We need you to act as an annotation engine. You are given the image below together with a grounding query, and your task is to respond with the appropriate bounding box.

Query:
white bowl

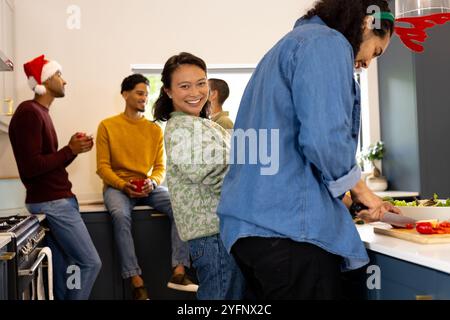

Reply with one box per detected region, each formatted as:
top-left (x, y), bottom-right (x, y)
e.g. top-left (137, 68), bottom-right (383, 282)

top-left (396, 206), bottom-right (450, 221)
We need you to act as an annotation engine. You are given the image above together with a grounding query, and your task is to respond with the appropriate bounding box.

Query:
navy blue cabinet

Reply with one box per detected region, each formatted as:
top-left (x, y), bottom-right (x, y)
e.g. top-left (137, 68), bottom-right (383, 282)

top-left (82, 210), bottom-right (195, 300)
top-left (81, 212), bottom-right (123, 300)
top-left (367, 251), bottom-right (450, 300)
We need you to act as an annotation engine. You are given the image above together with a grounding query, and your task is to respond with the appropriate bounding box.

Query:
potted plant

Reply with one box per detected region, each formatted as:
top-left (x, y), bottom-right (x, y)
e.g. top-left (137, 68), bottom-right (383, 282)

top-left (360, 141), bottom-right (388, 191)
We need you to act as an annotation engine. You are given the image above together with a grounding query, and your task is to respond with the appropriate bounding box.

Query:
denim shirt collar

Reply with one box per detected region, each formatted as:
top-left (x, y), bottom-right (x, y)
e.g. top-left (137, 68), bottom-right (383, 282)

top-left (294, 15), bottom-right (354, 62)
top-left (294, 15), bottom-right (326, 29)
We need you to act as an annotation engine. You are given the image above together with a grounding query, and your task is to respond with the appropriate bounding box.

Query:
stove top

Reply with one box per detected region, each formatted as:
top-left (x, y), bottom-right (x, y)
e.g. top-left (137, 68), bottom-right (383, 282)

top-left (0, 215), bottom-right (32, 232)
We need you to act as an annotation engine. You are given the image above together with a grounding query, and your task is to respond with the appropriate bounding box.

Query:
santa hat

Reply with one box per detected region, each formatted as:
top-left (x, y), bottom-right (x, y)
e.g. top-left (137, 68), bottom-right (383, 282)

top-left (23, 55), bottom-right (62, 95)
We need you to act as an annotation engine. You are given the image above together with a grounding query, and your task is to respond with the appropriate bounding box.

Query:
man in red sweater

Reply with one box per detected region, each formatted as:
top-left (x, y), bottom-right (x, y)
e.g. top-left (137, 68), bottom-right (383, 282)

top-left (9, 55), bottom-right (101, 300)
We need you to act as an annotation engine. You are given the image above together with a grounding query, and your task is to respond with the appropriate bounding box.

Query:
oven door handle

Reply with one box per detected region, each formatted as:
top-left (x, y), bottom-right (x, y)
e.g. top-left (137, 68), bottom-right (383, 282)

top-left (18, 249), bottom-right (46, 277)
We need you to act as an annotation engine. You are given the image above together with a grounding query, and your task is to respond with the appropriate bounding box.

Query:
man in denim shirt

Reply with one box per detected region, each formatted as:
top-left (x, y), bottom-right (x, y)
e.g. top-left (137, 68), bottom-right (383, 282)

top-left (218, 0), bottom-right (399, 299)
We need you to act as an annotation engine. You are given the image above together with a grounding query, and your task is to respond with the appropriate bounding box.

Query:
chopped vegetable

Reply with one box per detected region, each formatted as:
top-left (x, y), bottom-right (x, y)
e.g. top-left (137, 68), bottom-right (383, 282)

top-left (415, 220), bottom-right (450, 235)
top-left (417, 219), bottom-right (439, 228)
top-left (416, 223), bottom-right (435, 234)
top-left (389, 194), bottom-right (450, 207)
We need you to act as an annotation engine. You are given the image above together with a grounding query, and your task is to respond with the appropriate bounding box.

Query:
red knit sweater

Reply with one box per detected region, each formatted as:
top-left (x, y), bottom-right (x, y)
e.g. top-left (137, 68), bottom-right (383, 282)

top-left (9, 100), bottom-right (76, 204)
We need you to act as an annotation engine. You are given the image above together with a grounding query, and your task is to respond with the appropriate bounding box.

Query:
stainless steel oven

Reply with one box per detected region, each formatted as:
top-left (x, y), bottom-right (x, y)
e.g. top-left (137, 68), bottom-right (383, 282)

top-left (0, 215), bottom-right (48, 300)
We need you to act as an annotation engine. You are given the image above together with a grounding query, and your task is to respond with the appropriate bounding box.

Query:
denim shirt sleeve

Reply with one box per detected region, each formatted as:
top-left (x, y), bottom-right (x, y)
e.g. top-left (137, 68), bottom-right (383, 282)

top-left (291, 35), bottom-right (361, 198)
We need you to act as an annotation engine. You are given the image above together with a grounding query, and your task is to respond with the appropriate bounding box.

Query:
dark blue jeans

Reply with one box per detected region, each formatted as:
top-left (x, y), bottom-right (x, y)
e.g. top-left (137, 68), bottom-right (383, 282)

top-left (103, 186), bottom-right (190, 279)
top-left (26, 197), bottom-right (102, 300)
top-left (189, 234), bottom-right (245, 300)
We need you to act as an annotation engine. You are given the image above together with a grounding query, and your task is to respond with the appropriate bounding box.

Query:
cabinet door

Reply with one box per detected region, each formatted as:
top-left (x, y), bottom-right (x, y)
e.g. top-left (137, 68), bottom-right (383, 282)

top-left (81, 212), bottom-right (124, 300)
top-left (368, 251), bottom-right (447, 300)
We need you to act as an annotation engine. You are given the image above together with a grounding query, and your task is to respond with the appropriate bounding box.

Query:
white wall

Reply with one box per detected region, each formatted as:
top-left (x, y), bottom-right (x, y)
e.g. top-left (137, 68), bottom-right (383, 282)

top-left (12, 0), bottom-right (314, 202)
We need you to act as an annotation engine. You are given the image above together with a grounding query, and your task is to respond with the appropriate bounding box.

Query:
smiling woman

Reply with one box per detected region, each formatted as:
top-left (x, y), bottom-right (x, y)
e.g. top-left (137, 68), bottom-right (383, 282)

top-left (164, 64), bottom-right (209, 117)
top-left (152, 52), bottom-right (246, 300)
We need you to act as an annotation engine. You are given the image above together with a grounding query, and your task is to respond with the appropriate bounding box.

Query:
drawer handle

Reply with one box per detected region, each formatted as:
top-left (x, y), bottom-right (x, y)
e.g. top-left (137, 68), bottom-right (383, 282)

top-left (416, 295), bottom-right (433, 300)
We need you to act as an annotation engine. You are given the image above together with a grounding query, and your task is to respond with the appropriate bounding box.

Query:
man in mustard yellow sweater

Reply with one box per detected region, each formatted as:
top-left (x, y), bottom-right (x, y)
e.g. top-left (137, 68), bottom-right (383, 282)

top-left (96, 74), bottom-right (197, 300)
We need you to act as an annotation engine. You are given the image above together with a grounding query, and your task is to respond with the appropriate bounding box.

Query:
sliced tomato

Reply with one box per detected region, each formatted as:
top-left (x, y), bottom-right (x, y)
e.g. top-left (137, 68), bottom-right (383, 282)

top-left (439, 221), bottom-right (450, 229)
top-left (416, 222), bottom-right (433, 228)
top-left (437, 227), bottom-right (450, 234)
top-left (405, 223), bottom-right (414, 230)
top-left (417, 220), bottom-right (439, 228)
top-left (416, 224), bottom-right (436, 234)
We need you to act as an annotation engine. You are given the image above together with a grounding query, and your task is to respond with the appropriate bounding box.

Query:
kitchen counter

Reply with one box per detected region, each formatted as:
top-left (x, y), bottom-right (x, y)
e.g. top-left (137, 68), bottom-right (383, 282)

top-left (0, 235), bottom-right (11, 248)
top-left (357, 223), bottom-right (450, 274)
top-left (79, 204), bottom-right (162, 215)
top-left (0, 207), bottom-right (45, 223)
top-left (0, 203), bottom-right (155, 216)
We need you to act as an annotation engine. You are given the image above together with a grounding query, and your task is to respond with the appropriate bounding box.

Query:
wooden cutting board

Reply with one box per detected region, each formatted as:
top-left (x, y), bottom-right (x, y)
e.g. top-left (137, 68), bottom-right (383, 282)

top-left (374, 227), bottom-right (450, 244)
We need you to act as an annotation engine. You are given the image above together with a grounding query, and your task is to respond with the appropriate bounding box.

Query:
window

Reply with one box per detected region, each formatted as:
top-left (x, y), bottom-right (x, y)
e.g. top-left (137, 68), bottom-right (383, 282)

top-left (358, 61), bottom-right (382, 172)
top-left (131, 64), bottom-right (255, 123)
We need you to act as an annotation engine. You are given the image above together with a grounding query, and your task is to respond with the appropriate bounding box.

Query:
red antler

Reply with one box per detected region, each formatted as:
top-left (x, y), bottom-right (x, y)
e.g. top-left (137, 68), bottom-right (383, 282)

top-left (395, 13), bottom-right (450, 52)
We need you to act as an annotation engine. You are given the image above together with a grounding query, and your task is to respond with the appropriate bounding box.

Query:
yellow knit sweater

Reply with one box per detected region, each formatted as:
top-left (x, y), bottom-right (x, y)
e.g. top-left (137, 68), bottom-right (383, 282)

top-left (96, 113), bottom-right (165, 191)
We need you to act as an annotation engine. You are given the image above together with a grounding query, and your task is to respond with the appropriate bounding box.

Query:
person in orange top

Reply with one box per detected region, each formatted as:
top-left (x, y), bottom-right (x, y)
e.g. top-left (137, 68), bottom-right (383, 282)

top-left (96, 74), bottom-right (197, 300)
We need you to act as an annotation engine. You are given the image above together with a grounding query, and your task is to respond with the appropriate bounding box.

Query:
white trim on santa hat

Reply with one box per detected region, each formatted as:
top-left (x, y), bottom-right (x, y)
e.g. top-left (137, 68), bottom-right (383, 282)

top-left (34, 85), bottom-right (47, 95)
top-left (27, 76), bottom-right (38, 90)
top-left (27, 76), bottom-right (46, 95)
top-left (41, 61), bottom-right (62, 84)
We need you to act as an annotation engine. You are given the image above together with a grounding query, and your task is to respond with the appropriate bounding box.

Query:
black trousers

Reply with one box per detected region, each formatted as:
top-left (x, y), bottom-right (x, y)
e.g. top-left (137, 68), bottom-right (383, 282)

top-left (231, 237), bottom-right (343, 300)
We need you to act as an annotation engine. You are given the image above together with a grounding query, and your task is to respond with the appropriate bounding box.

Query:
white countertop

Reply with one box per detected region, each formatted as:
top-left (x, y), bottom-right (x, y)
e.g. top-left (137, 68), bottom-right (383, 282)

top-left (357, 223), bottom-right (450, 274)
top-left (79, 204), bottom-right (155, 213)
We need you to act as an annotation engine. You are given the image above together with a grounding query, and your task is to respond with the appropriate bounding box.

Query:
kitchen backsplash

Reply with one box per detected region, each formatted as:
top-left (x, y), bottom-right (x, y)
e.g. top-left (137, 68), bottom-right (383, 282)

top-left (0, 178), bottom-right (25, 211)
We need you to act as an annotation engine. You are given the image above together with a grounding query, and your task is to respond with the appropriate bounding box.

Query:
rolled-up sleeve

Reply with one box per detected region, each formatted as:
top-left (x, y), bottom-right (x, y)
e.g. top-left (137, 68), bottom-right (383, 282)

top-left (324, 165), bottom-right (361, 198)
top-left (291, 35), bottom-right (360, 198)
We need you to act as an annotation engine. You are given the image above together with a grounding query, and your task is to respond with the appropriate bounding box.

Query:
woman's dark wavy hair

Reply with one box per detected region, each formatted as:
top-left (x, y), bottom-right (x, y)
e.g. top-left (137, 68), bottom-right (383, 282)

top-left (153, 52), bottom-right (211, 122)
top-left (304, 0), bottom-right (394, 56)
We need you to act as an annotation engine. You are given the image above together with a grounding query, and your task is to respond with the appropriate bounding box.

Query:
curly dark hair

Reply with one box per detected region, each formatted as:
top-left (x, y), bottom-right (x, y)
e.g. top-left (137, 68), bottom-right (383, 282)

top-left (153, 52), bottom-right (211, 122)
top-left (304, 0), bottom-right (394, 56)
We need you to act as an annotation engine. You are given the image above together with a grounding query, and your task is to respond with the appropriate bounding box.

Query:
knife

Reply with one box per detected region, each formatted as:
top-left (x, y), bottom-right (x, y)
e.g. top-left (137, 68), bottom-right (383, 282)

top-left (381, 212), bottom-right (417, 228)
top-left (350, 203), bottom-right (417, 228)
